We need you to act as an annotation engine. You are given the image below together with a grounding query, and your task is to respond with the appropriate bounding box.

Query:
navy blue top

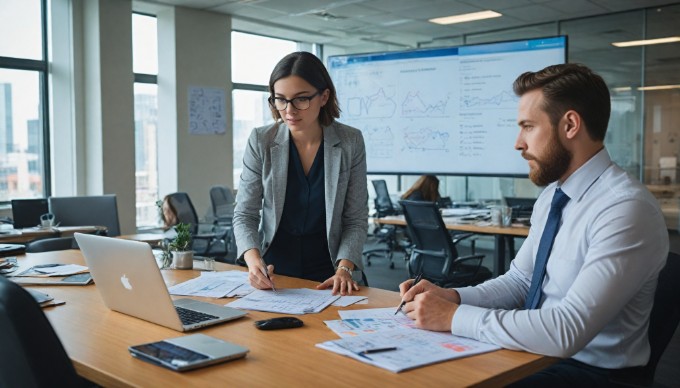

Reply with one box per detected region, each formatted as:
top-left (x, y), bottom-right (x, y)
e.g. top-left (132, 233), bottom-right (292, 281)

top-left (263, 138), bottom-right (334, 282)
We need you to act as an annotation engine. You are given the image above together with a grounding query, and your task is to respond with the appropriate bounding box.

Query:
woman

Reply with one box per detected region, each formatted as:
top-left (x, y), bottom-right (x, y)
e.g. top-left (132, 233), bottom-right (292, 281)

top-left (401, 175), bottom-right (440, 202)
top-left (160, 195), bottom-right (178, 231)
top-left (233, 52), bottom-right (368, 296)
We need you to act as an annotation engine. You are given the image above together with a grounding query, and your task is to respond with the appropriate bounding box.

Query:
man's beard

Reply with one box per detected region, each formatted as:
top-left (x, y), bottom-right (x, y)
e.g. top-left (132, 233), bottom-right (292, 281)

top-left (523, 128), bottom-right (572, 186)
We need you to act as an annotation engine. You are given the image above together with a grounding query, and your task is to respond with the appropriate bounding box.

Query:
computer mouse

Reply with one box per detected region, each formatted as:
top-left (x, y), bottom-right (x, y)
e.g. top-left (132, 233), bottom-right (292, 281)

top-left (254, 317), bottom-right (303, 330)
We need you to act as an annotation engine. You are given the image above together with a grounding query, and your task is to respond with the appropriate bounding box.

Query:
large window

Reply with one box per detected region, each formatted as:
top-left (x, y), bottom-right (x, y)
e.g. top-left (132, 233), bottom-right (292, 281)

top-left (132, 13), bottom-right (159, 227)
top-left (231, 32), bottom-right (296, 188)
top-left (0, 0), bottom-right (49, 201)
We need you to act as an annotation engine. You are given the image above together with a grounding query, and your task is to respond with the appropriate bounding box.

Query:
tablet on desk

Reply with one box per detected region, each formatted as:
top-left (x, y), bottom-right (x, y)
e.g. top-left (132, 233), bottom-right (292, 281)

top-left (129, 334), bottom-right (248, 372)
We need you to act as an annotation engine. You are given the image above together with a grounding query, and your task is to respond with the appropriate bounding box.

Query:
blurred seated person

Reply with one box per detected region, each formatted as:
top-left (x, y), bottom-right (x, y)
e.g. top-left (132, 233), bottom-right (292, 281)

top-left (159, 196), bottom-right (178, 239)
top-left (401, 175), bottom-right (441, 203)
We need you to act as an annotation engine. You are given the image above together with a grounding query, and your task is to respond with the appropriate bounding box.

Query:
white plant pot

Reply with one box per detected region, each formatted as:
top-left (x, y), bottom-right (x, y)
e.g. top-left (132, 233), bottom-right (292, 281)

top-left (172, 251), bottom-right (194, 269)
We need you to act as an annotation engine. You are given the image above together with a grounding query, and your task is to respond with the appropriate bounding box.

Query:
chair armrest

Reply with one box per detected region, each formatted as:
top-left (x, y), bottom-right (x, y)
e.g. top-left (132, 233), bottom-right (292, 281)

top-left (451, 232), bottom-right (475, 245)
top-left (448, 254), bottom-right (485, 277)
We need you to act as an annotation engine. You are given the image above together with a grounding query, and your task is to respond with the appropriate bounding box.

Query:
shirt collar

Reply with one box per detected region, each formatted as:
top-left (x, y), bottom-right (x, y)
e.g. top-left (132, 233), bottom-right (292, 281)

top-left (559, 148), bottom-right (612, 202)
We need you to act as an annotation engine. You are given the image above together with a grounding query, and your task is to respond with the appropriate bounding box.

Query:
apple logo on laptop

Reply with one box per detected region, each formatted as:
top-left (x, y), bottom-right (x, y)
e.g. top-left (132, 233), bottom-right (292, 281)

top-left (120, 274), bottom-right (133, 290)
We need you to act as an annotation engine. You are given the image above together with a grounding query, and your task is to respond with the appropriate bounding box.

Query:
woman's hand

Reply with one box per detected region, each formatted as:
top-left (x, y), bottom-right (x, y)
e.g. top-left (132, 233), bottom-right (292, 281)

top-left (244, 250), bottom-right (275, 290)
top-left (317, 261), bottom-right (359, 296)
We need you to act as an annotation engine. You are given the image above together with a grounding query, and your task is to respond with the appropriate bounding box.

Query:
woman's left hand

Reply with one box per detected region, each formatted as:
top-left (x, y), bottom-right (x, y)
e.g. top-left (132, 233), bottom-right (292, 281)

top-left (317, 268), bottom-right (359, 296)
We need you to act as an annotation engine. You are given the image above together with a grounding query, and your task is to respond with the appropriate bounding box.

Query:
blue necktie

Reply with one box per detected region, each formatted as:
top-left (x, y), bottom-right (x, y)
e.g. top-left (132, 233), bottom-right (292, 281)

top-left (524, 188), bottom-right (570, 309)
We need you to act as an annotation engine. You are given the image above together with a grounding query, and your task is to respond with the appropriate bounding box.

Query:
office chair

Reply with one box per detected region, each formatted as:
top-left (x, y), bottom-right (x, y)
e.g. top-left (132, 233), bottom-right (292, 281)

top-left (25, 237), bottom-right (78, 253)
top-left (11, 198), bottom-right (50, 229)
top-left (399, 200), bottom-right (491, 288)
top-left (0, 276), bottom-right (88, 387)
top-left (609, 251), bottom-right (680, 387)
top-left (504, 197), bottom-right (536, 221)
top-left (166, 192), bottom-right (230, 258)
top-left (49, 195), bottom-right (121, 237)
top-left (209, 185), bottom-right (236, 254)
top-left (363, 179), bottom-right (408, 269)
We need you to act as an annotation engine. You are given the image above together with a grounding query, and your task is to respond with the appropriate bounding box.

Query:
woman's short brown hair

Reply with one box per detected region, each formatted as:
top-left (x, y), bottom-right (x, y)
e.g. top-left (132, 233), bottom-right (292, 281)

top-left (268, 51), bottom-right (341, 127)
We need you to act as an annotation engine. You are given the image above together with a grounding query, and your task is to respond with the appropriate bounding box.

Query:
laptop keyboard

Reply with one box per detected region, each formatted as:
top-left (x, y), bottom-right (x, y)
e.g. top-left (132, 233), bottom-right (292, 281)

top-left (175, 306), bottom-right (219, 326)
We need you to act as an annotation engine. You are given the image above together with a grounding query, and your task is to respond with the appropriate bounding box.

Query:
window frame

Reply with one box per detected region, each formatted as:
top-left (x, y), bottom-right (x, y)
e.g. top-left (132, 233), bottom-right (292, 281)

top-left (0, 0), bottom-right (51, 203)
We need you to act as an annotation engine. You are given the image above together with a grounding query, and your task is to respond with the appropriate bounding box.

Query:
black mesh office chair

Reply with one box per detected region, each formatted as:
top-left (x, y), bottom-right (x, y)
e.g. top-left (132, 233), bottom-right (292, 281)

top-left (504, 197), bottom-right (536, 221)
top-left (399, 200), bottom-right (491, 287)
top-left (0, 276), bottom-right (88, 387)
top-left (363, 179), bottom-right (408, 269)
top-left (49, 195), bottom-right (121, 237)
top-left (209, 185), bottom-right (235, 254)
top-left (167, 192), bottom-right (230, 258)
top-left (609, 251), bottom-right (680, 387)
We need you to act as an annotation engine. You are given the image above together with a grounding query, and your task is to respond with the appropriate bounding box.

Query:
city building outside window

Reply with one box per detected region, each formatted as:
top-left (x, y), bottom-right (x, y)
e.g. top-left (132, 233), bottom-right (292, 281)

top-left (0, 0), bottom-right (49, 202)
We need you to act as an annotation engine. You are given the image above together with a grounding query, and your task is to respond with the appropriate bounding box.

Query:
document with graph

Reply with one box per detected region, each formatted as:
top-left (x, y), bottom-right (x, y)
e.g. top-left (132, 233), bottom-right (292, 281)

top-left (316, 328), bottom-right (500, 373)
top-left (225, 288), bottom-right (340, 314)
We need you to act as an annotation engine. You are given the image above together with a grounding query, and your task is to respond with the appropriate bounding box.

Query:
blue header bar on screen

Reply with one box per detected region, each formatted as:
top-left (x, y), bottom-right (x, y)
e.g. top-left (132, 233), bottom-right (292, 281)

top-left (327, 36), bottom-right (566, 69)
top-left (327, 47), bottom-right (458, 68)
top-left (459, 36), bottom-right (566, 55)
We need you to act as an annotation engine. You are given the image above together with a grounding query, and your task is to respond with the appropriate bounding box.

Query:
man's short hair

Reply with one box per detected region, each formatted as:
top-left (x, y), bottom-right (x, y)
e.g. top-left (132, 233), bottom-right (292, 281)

top-left (513, 63), bottom-right (610, 142)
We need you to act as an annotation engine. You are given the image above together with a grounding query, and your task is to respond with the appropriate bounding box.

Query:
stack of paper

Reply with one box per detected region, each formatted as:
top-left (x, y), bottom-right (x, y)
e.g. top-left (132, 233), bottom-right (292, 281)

top-left (226, 289), bottom-right (340, 314)
top-left (168, 271), bottom-right (250, 298)
top-left (318, 308), bottom-right (500, 373)
top-left (317, 328), bottom-right (500, 373)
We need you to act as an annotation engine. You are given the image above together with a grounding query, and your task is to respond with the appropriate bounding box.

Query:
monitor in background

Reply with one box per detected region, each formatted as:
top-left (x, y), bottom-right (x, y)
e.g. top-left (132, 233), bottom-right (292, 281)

top-left (11, 198), bottom-right (50, 229)
top-left (327, 36), bottom-right (567, 176)
top-left (49, 195), bottom-right (121, 236)
top-left (504, 197), bottom-right (537, 219)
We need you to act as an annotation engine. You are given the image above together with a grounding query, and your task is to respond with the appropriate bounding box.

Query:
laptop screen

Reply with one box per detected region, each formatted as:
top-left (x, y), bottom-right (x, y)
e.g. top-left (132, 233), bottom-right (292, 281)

top-left (11, 199), bottom-right (49, 229)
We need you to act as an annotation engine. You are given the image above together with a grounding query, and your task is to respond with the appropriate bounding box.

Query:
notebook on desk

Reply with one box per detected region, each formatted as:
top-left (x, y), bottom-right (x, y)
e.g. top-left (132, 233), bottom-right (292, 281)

top-left (74, 233), bottom-right (246, 332)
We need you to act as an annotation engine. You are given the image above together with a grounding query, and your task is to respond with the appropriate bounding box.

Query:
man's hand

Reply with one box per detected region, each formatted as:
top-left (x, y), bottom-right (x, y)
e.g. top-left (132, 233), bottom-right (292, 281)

top-left (399, 279), bottom-right (461, 304)
top-left (403, 291), bottom-right (459, 332)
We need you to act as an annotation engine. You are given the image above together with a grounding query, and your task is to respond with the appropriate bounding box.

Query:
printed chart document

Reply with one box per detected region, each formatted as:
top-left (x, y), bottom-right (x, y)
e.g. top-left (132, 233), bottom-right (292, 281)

top-left (169, 271), bottom-right (248, 298)
top-left (317, 328), bottom-right (500, 373)
top-left (226, 289), bottom-right (340, 314)
top-left (325, 308), bottom-right (415, 337)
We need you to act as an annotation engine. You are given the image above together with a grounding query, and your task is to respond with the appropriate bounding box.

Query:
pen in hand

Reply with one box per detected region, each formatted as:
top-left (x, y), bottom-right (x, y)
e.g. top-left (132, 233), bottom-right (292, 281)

top-left (394, 273), bottom-right (423, 315)
top-left (259, 257), bottom-right (277, 293)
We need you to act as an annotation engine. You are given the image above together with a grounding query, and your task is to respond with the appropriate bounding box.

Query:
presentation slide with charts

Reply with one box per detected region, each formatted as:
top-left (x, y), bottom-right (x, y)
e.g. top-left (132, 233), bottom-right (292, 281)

top-left (327, 36), bottom-right (566, 176)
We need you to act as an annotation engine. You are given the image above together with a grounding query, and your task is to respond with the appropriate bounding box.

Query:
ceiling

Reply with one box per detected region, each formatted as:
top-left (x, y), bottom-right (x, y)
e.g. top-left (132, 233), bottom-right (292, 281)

top-left (134, 0), bottom-right (680, 50)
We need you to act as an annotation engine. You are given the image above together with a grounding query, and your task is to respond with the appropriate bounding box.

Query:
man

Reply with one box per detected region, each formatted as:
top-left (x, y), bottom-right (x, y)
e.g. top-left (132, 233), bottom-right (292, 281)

top-left (400, 63), bottom-right (668, 386)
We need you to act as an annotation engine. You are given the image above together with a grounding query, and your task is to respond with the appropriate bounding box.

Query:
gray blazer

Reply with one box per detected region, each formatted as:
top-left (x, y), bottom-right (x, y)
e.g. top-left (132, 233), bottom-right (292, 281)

top-left (233, 121), bottom-right (368, 271)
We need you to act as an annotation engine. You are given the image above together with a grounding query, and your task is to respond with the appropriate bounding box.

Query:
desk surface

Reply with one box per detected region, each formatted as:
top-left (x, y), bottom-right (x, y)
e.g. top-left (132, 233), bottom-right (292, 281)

top-left (377, 215), bottom-right (530, 237)
top-left (16, 250), bottom-right (552, 387)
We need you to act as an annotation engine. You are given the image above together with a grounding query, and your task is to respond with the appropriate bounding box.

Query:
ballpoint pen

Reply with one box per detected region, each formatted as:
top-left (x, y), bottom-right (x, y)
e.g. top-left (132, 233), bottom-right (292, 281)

top-left (394, 273), bottom-right (423, 315)
top-left (259, 256), bottom-right (277, 293)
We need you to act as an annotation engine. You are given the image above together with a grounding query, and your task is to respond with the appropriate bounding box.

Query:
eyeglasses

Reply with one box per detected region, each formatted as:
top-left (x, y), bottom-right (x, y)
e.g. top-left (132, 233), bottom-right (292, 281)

top-left (268, 92), bottom-right (320, 111)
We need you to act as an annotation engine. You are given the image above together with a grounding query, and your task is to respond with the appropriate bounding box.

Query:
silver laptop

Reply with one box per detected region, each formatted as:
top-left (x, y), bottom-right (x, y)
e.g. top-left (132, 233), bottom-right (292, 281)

top-left (75, 233), bottom-right (246, 331)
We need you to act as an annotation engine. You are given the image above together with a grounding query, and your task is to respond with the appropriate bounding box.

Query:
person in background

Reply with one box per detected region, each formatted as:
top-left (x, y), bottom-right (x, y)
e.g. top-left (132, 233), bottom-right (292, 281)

top-left (233, 51), bottom-right (368, 296)
top-left (399, 63), bottom-right (668, 386)
top-left (401, 174), bottom-right (440, 202)
top-left (159, 195), bottom-right (178, 231)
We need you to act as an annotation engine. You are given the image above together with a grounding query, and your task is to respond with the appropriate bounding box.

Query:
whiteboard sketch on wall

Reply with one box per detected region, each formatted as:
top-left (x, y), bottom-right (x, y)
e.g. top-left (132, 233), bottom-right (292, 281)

top-left (188, 86), bottom-right (226, 135)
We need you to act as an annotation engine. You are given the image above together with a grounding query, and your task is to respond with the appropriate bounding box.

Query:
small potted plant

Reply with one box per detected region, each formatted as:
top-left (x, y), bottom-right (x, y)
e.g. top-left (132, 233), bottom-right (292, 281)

top-left (170, 222), bottom-right (193, 269)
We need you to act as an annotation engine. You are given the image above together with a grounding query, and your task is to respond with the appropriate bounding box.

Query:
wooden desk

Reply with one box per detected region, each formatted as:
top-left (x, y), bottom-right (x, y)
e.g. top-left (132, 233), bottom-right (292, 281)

top-left (376, 215), bottom-right (530, 276)
top-left (0, 226), bottom-right (106, 244)
top-left (15, 250), bottom-right (552, 387)
top-left (118, 233), bottom-right (165, 245)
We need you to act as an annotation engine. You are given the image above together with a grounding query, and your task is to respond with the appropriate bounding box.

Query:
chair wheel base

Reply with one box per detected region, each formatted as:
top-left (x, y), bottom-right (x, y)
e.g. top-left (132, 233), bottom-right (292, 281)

top-left (389, 262), bottom-right (395, 269)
